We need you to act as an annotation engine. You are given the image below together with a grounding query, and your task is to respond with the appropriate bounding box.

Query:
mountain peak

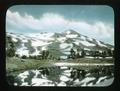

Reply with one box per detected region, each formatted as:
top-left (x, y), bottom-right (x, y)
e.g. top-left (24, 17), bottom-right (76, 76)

top-left (64, 29), bottom-right (80, 35)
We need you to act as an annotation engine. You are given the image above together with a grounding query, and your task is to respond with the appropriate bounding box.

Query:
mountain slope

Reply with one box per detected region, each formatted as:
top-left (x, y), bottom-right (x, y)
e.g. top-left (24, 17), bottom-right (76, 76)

top-left (6, 30), bottom-right (114, 59)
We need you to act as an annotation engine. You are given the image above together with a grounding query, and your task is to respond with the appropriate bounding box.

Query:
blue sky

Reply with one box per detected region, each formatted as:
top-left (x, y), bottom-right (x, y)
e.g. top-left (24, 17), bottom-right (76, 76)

top-left (6, 5), bottom-right (114, 45)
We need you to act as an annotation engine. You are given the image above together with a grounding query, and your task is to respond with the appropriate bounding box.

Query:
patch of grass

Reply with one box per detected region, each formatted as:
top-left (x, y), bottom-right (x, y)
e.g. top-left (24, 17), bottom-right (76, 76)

top-left (6, 57), bottom-right (56, 75)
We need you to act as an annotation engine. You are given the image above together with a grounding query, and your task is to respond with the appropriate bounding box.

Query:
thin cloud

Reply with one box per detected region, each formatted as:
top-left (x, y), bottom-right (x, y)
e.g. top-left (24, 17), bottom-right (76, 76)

top-left (6, 10), bottom-right (114, 44)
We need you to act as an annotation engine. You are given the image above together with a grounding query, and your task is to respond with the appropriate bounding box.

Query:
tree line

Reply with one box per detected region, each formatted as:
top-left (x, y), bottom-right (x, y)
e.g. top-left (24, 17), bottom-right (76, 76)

top-left (67, 48), bottom-right (114, 59)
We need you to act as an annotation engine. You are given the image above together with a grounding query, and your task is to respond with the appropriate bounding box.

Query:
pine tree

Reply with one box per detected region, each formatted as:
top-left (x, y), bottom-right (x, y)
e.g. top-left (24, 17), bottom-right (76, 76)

top-left (21, 55), bottom-right (27, 59)
top-left (76, 48), bottom-right (81, 58)
top-left (6, 36), bottom-right (15, 57)
top-left (70, 48), bottom-right (76, 59)
top-left (76, 52), bottom-right (80, 58)
top-left (94, 51), bottom-right (100, 59)
top-left (112, 49), bottom-right (114, 58)
top-left (107, 49), bottom-right (112, 57)
top-left (41, 50), bottom-right (45, 59)
top-left (81, 49), bottom-right (85, 58)
top-left (45, 50), bottom-right (49, 59)
top-left (101, 51), bottom-right (106, 58)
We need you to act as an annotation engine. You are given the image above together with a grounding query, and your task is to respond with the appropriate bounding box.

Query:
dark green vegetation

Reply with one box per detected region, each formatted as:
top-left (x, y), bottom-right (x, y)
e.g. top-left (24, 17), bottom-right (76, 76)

top-left (6, 36), bottom-right (16, 57)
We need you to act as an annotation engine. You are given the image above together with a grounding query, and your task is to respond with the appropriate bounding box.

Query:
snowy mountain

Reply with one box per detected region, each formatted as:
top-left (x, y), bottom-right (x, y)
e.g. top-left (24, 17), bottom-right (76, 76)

top-left (6, 30), bottom-right (113, 59)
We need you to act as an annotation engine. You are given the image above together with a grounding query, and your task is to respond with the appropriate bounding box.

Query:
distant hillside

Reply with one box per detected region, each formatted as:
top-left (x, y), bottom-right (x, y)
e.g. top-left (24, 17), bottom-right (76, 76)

top-left (6, 29), bottom-right (114, 59)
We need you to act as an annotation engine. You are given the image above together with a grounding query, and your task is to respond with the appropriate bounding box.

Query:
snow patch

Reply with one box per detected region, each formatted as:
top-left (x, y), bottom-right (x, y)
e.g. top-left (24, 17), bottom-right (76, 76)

top-left (63, 51), bottom-right (70, 55)
top-left (27, 33), bottom-right (54, 41)
top-left (32, 70), bottom-right (41, 78)
top-left (66, 30), bottom-right (71, 34)
top-left (21, 82), bottom-right (29, 86)
top-left (85, 56), bottom-right (94, 58)
top-left (18, 71), bottom-right (29, 82)
top-left (60, 56), bottom-right (68, 60)
top-left (66, 34), bottom-right (78, 38)
top-left (60, 75), bottom-right (70, 82)
top-left (31, 40), bottom-right (50, 47)
top-left (57, 81), bottom-right (66, 86)
top-left (74, 40), bottom-right (80, 45)
top-left (31, 78), bottom-right (54, 86)
top-left (60, 66), bottom-right (68, 70)
top-left (96, 76), bottom-right (107, 84)
top-left (60, 43), bottom-right (69, 49)
top-left (96, 40), bottom-right (107, 47)
top-left (41, 46), bottom-right (47, 50)
top-left (87, 37), bottom-right (93, 41)
top-left (57, 37), bottom-right (66, 43)
top-left (80, 77), bottom-right (96, 86)
top-left (80, 36), bottom-right (86, 40)
top-left (30, 47), bottom-right (40, 56)
top-left (12, 37), bottom-right (18, 42)
top-left (84, 48), bottom-right (90, 51)
top-left (16, 43), bottom-right (29, 57)
top-left (62, 72), bottom-right (71, 77)
top-left (93, 78), bottom-right (114, 86)
top-left (80, 40), bottom-right (95, 46)
top-left (22, 39), bottom-right (28, 43)
top-left (74, 79), bottom-right (80, 83)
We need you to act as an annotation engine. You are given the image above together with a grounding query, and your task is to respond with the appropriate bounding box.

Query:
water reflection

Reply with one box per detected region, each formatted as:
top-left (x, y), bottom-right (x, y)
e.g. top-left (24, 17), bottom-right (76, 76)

top-left (7, 65), bottom-right (114, 86)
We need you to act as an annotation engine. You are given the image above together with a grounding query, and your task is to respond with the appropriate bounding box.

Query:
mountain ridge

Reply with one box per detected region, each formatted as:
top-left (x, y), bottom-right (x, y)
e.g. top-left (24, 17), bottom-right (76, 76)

top-left (6, 30), bottom-right (114, 59)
